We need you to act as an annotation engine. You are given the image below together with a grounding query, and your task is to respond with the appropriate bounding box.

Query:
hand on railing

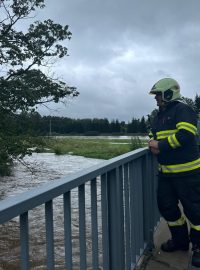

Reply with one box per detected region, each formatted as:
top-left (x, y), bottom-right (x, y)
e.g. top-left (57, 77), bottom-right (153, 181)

top-left (148, 140), bottom-right (160, 155)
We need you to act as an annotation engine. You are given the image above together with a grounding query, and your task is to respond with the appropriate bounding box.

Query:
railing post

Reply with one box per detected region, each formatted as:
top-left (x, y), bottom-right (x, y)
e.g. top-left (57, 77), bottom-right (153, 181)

top-left (79, 184), bottom-right (87, 270)
top-left (142, 152), bottom-right (156, 251)
top-left (20, 212), bottom-right (30, 270)
top-left (63, 191), bottom-right (72, 270)
top-left (101, 173), bottom-right (110, 270)
top-left (45, 200), bottom-right (55, 270)
top-left (124, 162), bottom-right (131, 270)
top-left (107, 167), bottom-right (125, 270)
top-left (152, 156), bottom-right (160, 224)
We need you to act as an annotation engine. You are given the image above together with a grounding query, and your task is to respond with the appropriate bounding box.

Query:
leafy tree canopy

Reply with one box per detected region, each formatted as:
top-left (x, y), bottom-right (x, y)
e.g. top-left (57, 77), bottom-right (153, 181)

top-left (0, 0), bottom-right (79, 175)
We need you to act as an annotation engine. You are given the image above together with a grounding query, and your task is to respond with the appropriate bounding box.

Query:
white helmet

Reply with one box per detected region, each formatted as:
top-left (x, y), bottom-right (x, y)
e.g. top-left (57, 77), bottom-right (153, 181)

top-left (149, 78), bottom-right (181, 102)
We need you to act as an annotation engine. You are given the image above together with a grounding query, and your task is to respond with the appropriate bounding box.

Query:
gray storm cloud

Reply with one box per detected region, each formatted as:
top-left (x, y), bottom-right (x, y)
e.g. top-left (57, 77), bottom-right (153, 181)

top-left (36, 0), bottom-right (200, 121)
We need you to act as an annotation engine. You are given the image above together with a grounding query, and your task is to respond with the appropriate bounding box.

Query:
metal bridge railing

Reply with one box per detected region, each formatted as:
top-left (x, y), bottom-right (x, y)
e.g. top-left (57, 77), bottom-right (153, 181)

top-left (0, 147), bottom-right (159, 270)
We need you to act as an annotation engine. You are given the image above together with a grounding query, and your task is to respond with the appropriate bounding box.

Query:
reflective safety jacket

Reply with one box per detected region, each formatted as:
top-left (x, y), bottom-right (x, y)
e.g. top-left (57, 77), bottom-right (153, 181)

top-left (151, 101), bottom-right (200, 177)
top-left (197, 120), bottom-right (200, 146)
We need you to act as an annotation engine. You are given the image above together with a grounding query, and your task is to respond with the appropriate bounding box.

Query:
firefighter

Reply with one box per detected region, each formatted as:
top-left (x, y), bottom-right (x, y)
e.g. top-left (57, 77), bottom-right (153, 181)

top-left (148, 78), bottom-right (200, 267)
top-left (197, 113), bottom-right (200, 151)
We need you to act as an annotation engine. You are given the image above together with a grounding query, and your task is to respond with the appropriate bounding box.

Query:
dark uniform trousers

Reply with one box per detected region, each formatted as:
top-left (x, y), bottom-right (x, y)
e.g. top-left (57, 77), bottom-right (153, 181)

top-left (157, 173), bottom-right (200, 246)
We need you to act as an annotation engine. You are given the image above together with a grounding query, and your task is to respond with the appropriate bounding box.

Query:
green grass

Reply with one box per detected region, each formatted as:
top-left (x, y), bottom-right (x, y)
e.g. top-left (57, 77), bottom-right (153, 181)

top-left (42, 137), bottom-right (148, 160)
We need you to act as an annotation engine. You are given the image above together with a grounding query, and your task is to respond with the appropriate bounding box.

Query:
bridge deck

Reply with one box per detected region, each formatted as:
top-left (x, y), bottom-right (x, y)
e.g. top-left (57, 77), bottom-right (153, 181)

top-left (137, 218), bottom-right (192, 270)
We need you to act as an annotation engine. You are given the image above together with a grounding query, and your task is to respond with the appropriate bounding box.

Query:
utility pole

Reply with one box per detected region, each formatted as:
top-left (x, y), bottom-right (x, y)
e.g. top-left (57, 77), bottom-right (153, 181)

top-left (49, 118), bottom-right (52, 137)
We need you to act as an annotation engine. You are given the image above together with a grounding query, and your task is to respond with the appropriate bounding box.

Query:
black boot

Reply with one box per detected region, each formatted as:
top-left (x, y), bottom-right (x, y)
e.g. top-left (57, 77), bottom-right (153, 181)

top-left (192, 245), bottom-right (200, 267)
top-left (161, 222), bottom-right (189, 252)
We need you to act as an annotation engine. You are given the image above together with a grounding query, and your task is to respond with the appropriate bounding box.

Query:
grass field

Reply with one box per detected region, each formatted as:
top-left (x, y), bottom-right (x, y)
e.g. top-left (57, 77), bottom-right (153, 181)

top-left (39, 137), bottom-right (147, 160)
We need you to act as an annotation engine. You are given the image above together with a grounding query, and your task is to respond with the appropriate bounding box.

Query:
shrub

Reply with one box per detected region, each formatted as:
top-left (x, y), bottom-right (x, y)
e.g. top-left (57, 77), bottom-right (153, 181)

top-left (130, 136), bottom-right (143, 151)
top-left (54, 146), bottom-right (63, 155)
top-left (0, 152), bottom-right (12, 176)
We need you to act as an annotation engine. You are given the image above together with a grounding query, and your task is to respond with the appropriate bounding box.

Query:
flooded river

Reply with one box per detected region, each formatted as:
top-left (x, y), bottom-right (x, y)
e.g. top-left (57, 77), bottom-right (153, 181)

top-left (0, 153), bottom-right (104, 270)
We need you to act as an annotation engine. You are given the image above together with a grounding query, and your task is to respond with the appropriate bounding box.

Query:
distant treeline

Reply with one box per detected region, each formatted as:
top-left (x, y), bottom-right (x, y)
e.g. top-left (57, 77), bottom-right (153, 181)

top-left (5, 94), bottom-right (200, 137)
top-left (8, 112), bottom-right (148, 136)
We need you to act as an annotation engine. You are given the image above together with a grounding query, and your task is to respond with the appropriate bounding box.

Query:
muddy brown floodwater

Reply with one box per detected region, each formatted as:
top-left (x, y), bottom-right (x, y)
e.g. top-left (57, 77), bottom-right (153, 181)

top-left (0, 153), bottom-right (104, 270)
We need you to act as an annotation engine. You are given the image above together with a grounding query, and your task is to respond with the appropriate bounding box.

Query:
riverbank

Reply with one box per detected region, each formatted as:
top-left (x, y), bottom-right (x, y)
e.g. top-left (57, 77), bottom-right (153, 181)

top-left (37, 136), bottom-right (148, 160)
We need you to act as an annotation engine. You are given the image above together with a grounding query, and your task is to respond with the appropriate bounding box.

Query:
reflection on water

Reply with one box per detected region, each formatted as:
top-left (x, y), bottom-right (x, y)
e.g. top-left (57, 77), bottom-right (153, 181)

top-left (55, 135), bottom-right (148, 140)
top-left (0, 153), bottom-right (104, 270)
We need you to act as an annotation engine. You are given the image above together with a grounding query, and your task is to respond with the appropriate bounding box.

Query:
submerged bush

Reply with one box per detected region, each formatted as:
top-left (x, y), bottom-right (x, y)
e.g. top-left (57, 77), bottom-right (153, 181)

top-left (54, 146), bottom-right (63, 155)
top-left (129, 136), bottom-right (143, 151)
top-left (0, 151), bottom-right (12, 176)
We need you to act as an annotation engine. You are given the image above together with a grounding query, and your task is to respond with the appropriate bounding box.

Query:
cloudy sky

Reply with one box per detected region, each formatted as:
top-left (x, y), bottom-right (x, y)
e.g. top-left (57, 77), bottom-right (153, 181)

top-left (37, 0), bottom-right (200, 122)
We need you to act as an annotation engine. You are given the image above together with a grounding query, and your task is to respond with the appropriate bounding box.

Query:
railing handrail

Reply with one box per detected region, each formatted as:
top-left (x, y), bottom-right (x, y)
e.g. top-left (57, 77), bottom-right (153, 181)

top-left (0, 147), bottom-right (159, 270)
top-left (0, 147), bottom-right (148, 224)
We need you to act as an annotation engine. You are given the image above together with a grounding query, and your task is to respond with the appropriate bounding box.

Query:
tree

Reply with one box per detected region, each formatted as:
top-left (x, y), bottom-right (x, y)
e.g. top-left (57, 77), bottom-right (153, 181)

top-left (127, 117), bottom-right (141, 133)
top-left (139, 116), bottom-right (147, 133)
top-left (0, 0), bottom-right (79, 175)
top-left (194, 94), bottom-right (200, 114)
top-left (182, 96), bottom-right (196, 111)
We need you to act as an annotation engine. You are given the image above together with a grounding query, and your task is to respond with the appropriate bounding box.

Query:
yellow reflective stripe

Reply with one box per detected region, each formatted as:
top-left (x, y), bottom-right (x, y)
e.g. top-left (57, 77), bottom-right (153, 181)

top-left (190, 223), bottom-right (200, 231)
top-left (172, 134), bottom-right (181, 147)
top-left (157, 135), bottom-right (167, 139)
top-left (168, 134), bottom-right (181, 148)
top-left (168, 216), bottom-right (186, 227)
top-left (168, 136), bottom-right (175, 148)
top-left (176, 122), bottom-right (197, 135)
top-left (157, 130), bottom-right (177, 135)
top-left (149, 131), bottom-right (154, 139)
top-left (161, 158), bottom-right (200, 173)
top-left (156, 129), bottom-right (178, 140)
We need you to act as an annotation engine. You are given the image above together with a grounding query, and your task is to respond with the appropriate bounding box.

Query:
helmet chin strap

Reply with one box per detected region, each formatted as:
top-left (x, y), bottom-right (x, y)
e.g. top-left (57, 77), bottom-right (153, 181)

top-left (159, 101), bottom-right (167, 109)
